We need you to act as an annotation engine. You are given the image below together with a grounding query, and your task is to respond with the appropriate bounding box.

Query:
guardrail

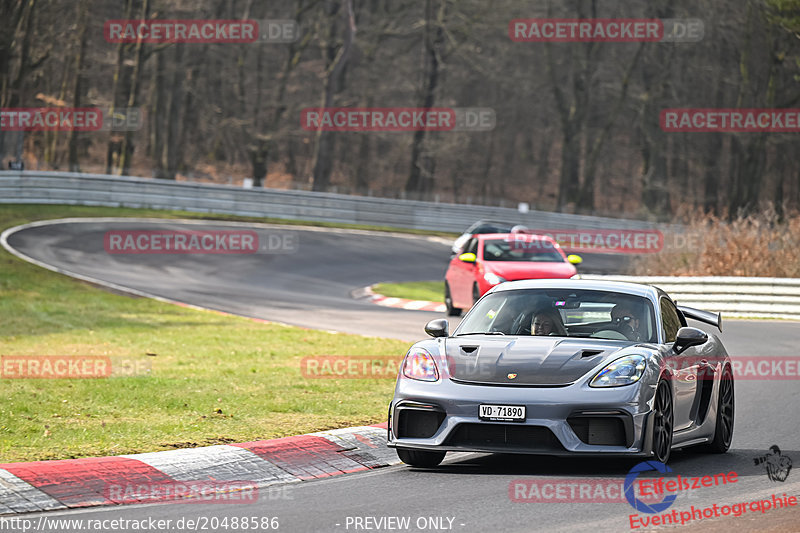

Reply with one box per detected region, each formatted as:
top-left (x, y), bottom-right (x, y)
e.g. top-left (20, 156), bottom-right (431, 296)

top-left (583, 275), bottom-right (800, 320)
top-left (2, 172), bottom-right (797, 319)
top-left (0, 170), bottom-right (658, 233)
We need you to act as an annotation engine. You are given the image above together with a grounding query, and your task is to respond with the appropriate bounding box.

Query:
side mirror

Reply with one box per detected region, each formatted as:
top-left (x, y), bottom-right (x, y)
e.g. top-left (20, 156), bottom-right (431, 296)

top-left (425, 319), bottom-right (449, 338)
top-left (673, 327), bottom-right (708, 354)
top-left (567, 254), bottom-right (583, 265)
top-left (458, 252), bottom-right (477, 263)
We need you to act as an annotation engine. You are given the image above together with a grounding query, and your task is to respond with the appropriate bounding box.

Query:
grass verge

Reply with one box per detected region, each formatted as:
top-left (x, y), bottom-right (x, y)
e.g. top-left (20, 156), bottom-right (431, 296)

top-left (0, 204), bottom-right (410, 463)
top-left (372, 281), bottom-right (444, 303)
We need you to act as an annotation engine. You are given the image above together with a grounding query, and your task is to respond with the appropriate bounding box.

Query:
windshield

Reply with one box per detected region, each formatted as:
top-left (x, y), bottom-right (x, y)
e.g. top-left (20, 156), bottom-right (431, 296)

top-left (455, 288), bottom-right (657, 342)
top-left (473, 224), bottom-right (512, 234)
top-left (482, 238), bottom-right (565, 262)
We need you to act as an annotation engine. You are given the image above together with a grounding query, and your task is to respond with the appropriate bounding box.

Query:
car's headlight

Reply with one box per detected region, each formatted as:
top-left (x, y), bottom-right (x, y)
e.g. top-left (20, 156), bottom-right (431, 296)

top-left (402, 348), bottom-right (439, 382)
top-left (590, 355), bottom-right (647, 387)
top-left (484, 272), bottom-right (506, 285)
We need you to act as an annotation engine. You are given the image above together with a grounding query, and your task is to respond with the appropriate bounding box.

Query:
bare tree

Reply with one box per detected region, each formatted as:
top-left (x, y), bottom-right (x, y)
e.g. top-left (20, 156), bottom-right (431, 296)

top-left (311, 0), bottom-right (355, 191)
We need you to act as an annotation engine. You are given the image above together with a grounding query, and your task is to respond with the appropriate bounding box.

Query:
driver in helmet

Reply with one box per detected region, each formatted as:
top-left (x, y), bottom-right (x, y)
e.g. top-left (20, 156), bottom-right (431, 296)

top-left (611, 303), bottom-right (644, 341)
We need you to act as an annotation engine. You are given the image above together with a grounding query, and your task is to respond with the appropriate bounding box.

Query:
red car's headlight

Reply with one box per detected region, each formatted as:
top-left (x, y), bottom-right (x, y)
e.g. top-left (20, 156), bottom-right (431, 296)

top-left (402, 348), bottom-right (439, 382)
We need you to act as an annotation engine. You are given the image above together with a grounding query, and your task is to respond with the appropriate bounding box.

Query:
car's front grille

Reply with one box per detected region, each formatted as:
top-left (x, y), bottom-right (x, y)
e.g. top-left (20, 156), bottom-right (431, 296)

top-left (445, 423), bottom-right (564, 451)
top-left (396, 409), bottom-right (446, 439)
top-left (567, 416), bottom-right (628, 447)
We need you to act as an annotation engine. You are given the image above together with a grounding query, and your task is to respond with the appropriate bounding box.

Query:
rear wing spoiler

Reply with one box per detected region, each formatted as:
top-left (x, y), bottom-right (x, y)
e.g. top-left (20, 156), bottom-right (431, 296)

top-left (678, 305), bottom-right (722, 332)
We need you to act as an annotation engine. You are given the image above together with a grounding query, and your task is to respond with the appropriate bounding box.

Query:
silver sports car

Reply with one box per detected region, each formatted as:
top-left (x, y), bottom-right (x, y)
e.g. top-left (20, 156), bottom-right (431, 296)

top-left (387, 279), bottom-right (734, 467)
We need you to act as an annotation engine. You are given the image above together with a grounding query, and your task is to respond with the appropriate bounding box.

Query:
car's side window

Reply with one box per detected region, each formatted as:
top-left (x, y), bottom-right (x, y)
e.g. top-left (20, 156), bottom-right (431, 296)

top-left (660, 298), bottom-right (681, 343)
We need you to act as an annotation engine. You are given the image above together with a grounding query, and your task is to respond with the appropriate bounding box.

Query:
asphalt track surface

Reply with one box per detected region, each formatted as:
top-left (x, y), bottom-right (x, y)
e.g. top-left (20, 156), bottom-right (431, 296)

top-left (6, 218), bottom-right (800, 533)
top-left (3, 218), bottom-right (626, 341)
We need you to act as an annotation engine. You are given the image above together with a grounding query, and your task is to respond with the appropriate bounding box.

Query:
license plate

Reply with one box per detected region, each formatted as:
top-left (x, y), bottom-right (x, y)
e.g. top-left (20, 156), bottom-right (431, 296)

top-left (479, 404), bottom-right (526, 422)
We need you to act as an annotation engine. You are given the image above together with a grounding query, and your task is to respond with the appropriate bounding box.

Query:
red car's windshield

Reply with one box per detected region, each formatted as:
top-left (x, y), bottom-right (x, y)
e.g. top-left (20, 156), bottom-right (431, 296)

top-left (482, 238), bottom-right (565, 262)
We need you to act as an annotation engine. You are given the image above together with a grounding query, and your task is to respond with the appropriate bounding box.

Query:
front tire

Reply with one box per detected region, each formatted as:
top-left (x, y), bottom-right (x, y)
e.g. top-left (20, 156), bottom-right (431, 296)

top-left (652, 380), bottom-right (674, 464)
top-left (702, 366), bottom-right (734, 453)
top-left (472, 284), bottom-right (481, 306)
top-left (397, 448), bottom-right (446, 468)
top-left (444, 282), bottom-right (462, 317)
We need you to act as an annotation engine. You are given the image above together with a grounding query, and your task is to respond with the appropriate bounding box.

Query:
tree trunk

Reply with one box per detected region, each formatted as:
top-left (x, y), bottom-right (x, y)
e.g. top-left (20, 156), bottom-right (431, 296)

top-left (8, 0), bottom-right (36, 109)
top-left (162, 44), bottom-right (184, 179)
top-left (702, 83), bottom-right (725, 214)
top-left (67, 0), bottom-right (90, 172)
top-left (106, 0), bottom-right (135, 174)
top-left (0, 0), bottom-right (27, 107)
top-left (117, 0), bottom-right (150, 176)
top-left (151, 48), bottom-right (168, 177)
top-left (1, 0), bottom-right (36, 165)
top-left (353, 97), bottom-right (373, 194)
top-left (640, 116), bottom-right (669, 216)
top-left (312, 0), bottom-right (356, 192)
top-left (558, 122), bottom-right (581, 211)
top-left (405, 0), bottom-right (445, 197)
top-left (579, 43), bottom-right (644, 213)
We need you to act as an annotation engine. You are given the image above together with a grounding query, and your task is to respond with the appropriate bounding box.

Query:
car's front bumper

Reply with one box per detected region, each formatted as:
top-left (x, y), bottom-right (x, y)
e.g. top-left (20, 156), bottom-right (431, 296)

top-left (388, 376), bottom-right (658, 456)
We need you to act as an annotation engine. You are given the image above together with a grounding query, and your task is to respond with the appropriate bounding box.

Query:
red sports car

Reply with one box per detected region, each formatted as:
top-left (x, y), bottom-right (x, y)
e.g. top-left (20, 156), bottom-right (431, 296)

top-left (444, 233), bottom-right (582, 316)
